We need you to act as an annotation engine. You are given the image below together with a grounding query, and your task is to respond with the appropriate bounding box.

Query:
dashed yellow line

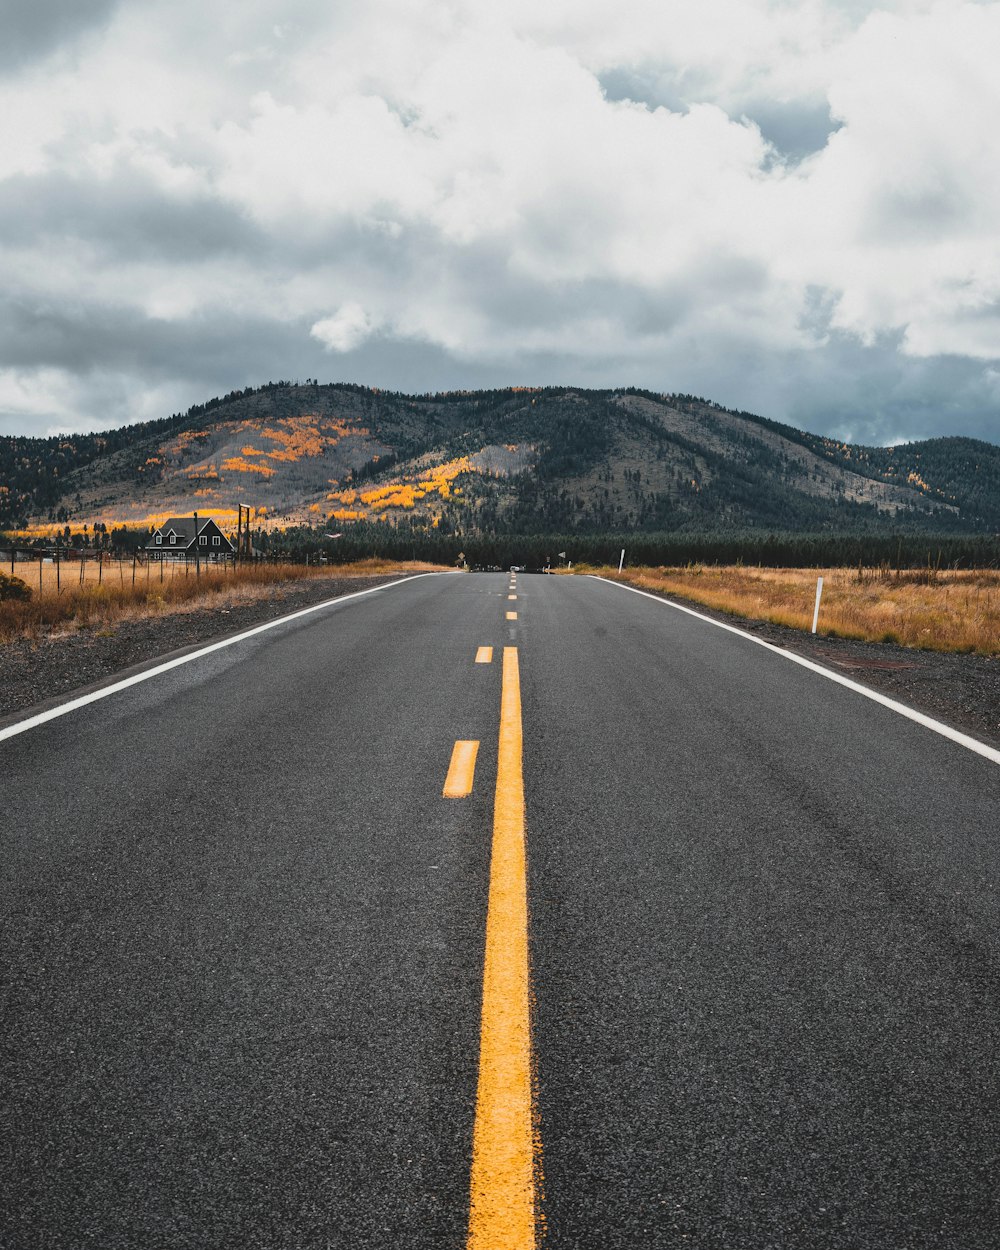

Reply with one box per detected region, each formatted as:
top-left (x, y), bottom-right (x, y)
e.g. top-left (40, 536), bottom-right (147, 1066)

top-left (443, 740), bottom-right (480, 798)
top-left (476, 646), bottom-right (494, 664)
top-left (508, 595), bottom-right (518, 601)
top-left (506, 611), bottom-right (518, 621)
top-left (467, 645), bottom-right (538, 1248)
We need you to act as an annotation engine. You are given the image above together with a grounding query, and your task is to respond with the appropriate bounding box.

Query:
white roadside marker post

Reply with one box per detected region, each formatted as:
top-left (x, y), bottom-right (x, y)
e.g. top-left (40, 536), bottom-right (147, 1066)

top-left (811, 575), bottom-right (824, 634)
top-left (618, 548), bottom-right (626, 572)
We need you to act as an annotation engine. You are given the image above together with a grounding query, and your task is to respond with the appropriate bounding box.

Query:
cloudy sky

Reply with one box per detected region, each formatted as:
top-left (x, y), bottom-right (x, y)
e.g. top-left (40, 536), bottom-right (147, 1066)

top-left (2, 0), bottom-right (999, 445)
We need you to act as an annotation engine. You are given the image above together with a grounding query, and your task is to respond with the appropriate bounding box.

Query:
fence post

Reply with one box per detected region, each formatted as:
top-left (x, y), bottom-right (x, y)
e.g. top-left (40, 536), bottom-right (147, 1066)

top-left (811, 576), bottom-right (824, 634)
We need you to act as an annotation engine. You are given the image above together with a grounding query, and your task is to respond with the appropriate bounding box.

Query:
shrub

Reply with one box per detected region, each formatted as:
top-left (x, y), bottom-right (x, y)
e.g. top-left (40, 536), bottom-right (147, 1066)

top-left (0, 572), bottom-right (32, 603)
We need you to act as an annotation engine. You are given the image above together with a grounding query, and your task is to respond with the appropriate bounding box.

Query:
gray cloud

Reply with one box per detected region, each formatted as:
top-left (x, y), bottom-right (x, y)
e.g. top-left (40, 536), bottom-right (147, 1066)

top-left (6, 273), bottom-right (995, 450)
top-left (0, 295), bottom-right (310, 380)
top-left (658, 331), bottom-right (1000, 446)
top-left (599, 68), bottom-right (840, 162)
top-left (0, 0), bottom-right (119, 71)
top-left (599, 66), bottom-right (703, 116)
top-left (0, 172), bottom-right (263, 262)
top-left (2, 234), bottom-right (997, 447)
top-left (742, 101), bottom-right (842, 164)
top-left (1, 0), bottom-right (998, 450)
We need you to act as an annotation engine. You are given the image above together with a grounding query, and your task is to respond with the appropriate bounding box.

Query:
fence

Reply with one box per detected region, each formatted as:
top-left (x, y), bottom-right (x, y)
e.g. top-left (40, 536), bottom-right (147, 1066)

top-left (2, 548), bottom-right (238, 598)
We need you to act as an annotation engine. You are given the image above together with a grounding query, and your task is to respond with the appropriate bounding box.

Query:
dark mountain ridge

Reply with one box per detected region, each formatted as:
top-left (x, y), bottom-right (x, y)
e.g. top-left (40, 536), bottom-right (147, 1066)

top-left (2, 382), bottom-right (998, 537)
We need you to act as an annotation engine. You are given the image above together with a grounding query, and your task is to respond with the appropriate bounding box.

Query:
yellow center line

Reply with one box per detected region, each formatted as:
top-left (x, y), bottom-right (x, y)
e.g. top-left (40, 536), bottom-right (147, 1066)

top-left (443, 740), bottom-right (480, 798)
top-left (508, 594), bottom-right (517, 601)
top-left (467, 646), bottom-right (539, 1249)
top-left (476, 646), bottom-right (494, 664)
top-left (506, 611), bottom-right (517, 621)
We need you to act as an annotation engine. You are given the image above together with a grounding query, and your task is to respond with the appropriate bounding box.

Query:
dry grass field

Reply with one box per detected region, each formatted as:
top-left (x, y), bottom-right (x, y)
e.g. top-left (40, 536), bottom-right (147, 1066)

top-left (0, 558), bottom-right (444, 643)
top-left (598, 564), bottom-right (1000, 655)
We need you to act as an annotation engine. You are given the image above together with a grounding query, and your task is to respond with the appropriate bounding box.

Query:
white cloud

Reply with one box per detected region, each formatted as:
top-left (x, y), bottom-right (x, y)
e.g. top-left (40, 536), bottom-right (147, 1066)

top-left (0, 0), bottom-right (999, 441)
top-left (311, 303), bottom-right (381, 353)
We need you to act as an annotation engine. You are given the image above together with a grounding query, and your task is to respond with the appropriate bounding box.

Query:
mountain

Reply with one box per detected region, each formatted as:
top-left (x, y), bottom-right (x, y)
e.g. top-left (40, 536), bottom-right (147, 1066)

top-left (3, 382), bottom-right (999, 538)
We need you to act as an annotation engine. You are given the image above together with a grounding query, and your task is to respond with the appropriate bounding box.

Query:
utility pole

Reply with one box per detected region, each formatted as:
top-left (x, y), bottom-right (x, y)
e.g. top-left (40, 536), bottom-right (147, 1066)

top-left (194, 511), bottom-right (201, 577)
top-left (236, 503), bottom-right (252, 562)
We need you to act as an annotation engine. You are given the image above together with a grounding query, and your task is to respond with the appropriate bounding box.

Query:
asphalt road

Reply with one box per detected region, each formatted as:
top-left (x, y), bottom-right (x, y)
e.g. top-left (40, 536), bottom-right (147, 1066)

top-left (2, 571), bottom-right (999, 1248)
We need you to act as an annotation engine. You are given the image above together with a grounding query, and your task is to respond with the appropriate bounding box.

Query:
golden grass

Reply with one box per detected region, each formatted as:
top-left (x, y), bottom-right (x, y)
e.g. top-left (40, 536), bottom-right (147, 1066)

top-left (583, 564), bottom-right (1000, 655)
top-left (0, 558), bottom-right (445, 644)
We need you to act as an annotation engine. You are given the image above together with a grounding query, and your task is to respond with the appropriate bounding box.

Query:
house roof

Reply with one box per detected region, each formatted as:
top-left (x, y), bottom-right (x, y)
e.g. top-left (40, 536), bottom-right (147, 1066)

top-left (154, 517), bottom-right (203, 542)
top-left (146, 516), bottom-right (235, 550)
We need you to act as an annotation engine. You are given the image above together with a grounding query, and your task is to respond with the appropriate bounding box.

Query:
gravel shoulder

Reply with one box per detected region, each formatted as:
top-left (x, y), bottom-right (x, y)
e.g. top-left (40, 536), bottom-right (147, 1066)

top-left (607, 577), bottom-right (1000, 753)
top-left (0, 573), bottom-right (409, 730)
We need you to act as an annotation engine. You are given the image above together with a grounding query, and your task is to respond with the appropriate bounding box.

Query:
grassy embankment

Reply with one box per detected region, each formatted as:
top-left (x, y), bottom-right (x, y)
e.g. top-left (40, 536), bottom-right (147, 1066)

top-left (0, 558), bottom-right (445, 644)
top-left (587, 564), bottom-right (1000, 655)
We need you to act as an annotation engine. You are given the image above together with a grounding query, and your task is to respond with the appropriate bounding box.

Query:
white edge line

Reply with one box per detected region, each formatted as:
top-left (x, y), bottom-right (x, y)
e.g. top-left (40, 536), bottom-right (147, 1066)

top-left (0, 573), bottom-right (440, 745)
top-left (591, 574), bottom-right (1000, 768)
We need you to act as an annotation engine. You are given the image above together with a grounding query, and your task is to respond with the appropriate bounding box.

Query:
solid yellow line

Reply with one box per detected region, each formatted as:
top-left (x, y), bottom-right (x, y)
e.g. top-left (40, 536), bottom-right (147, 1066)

top-left (506, 611), bottom-right (517, 621)
top-left (467, 646), bottom-right (538, 1249)
top-left (443, 740), bottom-right (480, 798)
top-left (476, 646), bottom-right (494, 664)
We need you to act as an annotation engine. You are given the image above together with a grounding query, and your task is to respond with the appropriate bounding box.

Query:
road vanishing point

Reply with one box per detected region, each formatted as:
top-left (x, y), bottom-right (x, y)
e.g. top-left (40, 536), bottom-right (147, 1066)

top-left (2, 571), bottom-right (999, 1249)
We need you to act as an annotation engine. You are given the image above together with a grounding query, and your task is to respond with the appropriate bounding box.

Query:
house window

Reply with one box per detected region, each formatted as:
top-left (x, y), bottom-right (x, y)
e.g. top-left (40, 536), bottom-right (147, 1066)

top-left (169, 534), bottom-right (177, 544)
top-left (155, 534), bottom-right (162, 545)
top-left (199, 535), bottom-right (207, 546)
top-left (212, 535), bottom-right (220, 546)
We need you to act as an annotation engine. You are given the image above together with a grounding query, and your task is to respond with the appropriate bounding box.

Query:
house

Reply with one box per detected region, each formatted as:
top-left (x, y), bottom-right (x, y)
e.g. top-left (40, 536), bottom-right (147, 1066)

top-left (145, 516), bottom-right (236, 560)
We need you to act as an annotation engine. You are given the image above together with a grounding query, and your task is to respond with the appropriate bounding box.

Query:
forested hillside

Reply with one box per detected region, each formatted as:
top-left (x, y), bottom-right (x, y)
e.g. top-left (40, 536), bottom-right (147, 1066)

top-left (2, 383), bottom-right (998, 538)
